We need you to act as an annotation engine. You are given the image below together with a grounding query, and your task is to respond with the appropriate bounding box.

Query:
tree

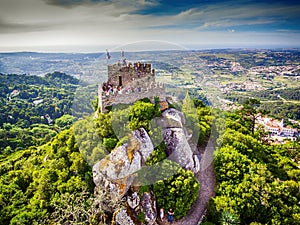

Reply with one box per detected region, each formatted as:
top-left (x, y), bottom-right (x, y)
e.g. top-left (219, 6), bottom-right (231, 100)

top-left (55, 114), bottom-right (74, 130)
top-left (239, 98), bottom-right (261, 135)
top-left (153, 160), bottom-right (200, 219)
top-left (128, 101), bottom-right (155, 132)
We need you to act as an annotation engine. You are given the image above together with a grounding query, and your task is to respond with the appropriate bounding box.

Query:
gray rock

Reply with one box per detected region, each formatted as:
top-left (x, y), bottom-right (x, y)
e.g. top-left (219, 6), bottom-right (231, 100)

top-left (127, 192), bottom-right (140, 210)
top-left (132, 128), bottom-right (154, 163)
top-left (115, 208), bottom-right (135, 225)
top-left (92, 128), bottom-right (155, 197)
top-left (141, 192), bottom-right (157, 225)
top-left (102, 144), bottom-right (142, 180)
top-left (160, 108), bottom-right (200, 173)
top-left (163, 128), bottom-right (195, 171)
top-left (158, 108), bottom-right (186, 128)
top-left (193, 155), bottom-right (201, 173)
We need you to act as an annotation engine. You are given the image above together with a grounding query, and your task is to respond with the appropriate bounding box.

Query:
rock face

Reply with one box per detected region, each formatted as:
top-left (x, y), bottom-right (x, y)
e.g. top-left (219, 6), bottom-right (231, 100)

top-left (127, 192), bottom-right (140, 210)
top-left (157, 108), bottom-right (185, 128)
top-left (161, 108), bottom-right (200, 173)
top-left (115, 209), bottom-right (135, 225)
top-left (132, 128), bottom-right (154, 162)
top-left (92, 107), bottom-right (200, 224)
top-left (141, 192), bottom-right (157, 225)
top-left (92, 127), bottom-right (154, 197)
top-left (163, 128), bottom-right (196, 170)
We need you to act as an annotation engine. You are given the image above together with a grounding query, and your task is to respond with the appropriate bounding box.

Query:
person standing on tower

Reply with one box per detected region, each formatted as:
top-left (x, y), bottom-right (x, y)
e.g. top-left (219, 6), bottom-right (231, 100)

top-left (106, 49), bottom-right (111, 60)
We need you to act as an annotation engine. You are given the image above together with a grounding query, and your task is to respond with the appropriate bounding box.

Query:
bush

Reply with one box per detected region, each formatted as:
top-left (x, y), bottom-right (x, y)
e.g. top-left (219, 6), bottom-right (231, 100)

top-left (153, 160), bottom-right (200, 219)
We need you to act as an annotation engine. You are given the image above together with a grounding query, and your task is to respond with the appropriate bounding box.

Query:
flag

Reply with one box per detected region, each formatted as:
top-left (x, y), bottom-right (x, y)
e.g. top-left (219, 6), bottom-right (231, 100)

top-left (121, 49), bottom-right (124, 58)
top-left (106, 49), bottom-right (111, 59)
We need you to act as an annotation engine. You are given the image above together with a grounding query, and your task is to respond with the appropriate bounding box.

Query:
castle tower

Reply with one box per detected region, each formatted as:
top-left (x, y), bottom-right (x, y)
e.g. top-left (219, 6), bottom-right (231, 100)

top-left (98, 61), bottom-right (165, 113)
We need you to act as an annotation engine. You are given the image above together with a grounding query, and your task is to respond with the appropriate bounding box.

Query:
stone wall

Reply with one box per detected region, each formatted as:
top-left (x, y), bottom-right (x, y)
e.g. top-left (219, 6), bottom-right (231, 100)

top-left (99, 82), bottom-right (165, 112)
top-left (107, 63), bottom-right (154, 87)
top-left (99, 62), bottom-right (162, 113)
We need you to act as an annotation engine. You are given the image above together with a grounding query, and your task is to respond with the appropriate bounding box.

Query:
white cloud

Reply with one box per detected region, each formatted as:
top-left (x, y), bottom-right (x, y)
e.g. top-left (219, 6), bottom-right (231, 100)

top-left (0, 0), bottom-right (299, 51)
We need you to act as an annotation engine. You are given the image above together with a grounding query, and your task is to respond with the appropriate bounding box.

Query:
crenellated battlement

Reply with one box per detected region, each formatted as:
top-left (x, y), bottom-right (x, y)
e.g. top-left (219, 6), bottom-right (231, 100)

top-left (98, 61), bottom-right (165, 113)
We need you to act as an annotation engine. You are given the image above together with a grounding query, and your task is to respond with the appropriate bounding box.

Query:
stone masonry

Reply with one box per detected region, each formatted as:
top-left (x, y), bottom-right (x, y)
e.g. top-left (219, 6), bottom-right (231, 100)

top-left (98, 61), bottom-right (166, 112)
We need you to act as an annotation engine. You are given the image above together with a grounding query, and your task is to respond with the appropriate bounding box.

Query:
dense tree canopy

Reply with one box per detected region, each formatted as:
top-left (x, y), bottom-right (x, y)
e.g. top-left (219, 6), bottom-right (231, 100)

top-left (0, 72), bottom-right (80, 154)
top-left (0, 129), bottom-right (94, 225)
top-left (206, 111), bottom-right (300, 225)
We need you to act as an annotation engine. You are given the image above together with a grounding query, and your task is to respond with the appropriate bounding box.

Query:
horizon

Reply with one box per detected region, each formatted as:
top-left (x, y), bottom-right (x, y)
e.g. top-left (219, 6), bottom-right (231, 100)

top-left (1, 45), bottom-right (300, 54)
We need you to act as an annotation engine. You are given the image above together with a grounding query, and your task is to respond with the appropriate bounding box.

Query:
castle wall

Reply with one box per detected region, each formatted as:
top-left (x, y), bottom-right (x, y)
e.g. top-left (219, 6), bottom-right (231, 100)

top-left (99, 62), bottom-right (162, 113)
top-left (107, 63), bottom-right (154, 87)
top-left (100, 82), bottom-right (165, 112)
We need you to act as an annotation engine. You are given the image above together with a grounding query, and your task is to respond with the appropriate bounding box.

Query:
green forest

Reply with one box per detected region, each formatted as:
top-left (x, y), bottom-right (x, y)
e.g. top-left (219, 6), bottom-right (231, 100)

top-left (203, 109), bottom-right (300, 225)
top-left (0, 72), bottom-right (299, 225)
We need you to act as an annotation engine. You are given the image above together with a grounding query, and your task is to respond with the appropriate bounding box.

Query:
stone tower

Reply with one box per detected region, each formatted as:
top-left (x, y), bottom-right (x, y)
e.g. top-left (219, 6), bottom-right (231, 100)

top-left (98, 61), bottom-right (166, 113)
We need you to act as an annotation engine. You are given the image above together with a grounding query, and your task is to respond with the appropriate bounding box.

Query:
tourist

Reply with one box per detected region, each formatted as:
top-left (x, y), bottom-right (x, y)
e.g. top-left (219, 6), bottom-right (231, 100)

top-left (167, 208), bottom-right (174, 223)
top-left (159, 208), bottom-right (164, 221)
top-left (118, 86), bottom-right (123, 94)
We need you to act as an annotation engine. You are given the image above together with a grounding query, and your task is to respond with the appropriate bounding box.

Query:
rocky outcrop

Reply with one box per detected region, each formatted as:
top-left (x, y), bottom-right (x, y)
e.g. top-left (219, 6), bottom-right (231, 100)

top-left (115, 209), bottom-right (135, 225)
top-left (127, 192), bottom-right (140, 210)
top-left (92, 107), bottom-right (201, 224)
top-left (132, 128), bottom-right (154, 162)
top-left (92, 128), bottom-right (154, 197)
top-left (141, 192), bottom-right (157, 225)
top-left (163, 128), bottom-right (196, 171)
top-left (157, 108), bottom-right (185, 128)
top-left (161, 108), bottom-right (200, 173)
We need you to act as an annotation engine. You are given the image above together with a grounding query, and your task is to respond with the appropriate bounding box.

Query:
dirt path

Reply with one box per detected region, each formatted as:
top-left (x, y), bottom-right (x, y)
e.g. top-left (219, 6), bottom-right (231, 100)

top-left (158, 161), bottom-right (216, 225)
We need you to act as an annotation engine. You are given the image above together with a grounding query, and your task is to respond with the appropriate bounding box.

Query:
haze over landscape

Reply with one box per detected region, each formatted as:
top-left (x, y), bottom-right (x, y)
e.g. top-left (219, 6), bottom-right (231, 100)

top-left (0, 0), bottom-right (300, 52)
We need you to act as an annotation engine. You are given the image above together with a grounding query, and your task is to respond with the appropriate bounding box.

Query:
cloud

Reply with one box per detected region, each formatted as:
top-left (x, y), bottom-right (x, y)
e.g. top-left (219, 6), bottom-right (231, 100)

top-left (43, 0), bottom-right (110, 8)
top-left (0, 0), bottom-right (300, 51)
top-left (0, 18), bottom-right (52, 33)
top-left (142, 2), bottom-right (300, 31)
top-left (136, 0), bottom-right (158, 6)
top-left (43, 0), bottom-right (159, 9)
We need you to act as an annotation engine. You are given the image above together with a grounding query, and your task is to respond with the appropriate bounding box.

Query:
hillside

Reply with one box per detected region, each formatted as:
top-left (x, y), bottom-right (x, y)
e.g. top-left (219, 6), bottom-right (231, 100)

top-left (0, 91), bottom-right (299, 224)
top-left (0, 72), bottom-right (98, 155)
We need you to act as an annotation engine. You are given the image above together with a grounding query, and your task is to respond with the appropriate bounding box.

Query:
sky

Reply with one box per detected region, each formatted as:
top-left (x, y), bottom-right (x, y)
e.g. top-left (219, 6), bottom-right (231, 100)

top-left (0, 0), bottom-right (300, 52)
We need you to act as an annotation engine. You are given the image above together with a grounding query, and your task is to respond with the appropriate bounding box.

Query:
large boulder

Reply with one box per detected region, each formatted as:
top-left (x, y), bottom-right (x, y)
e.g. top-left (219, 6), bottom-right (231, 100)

top-left (157, 108), bottom-right (186, 128)
top-left (92, 128), bottom-right (154, 197)
top-left (141, 192), bottom-right (158, 225)
top-left (115, 209), bottom-right (135, 225)
top-left (163, 128), bottom-right (195, 170)
top-left (161, 108), bottom-right (200, 173)
top-left (127, 192), bottom-right (140, 210)
top-left (132, 128), bottom-right (154, 162)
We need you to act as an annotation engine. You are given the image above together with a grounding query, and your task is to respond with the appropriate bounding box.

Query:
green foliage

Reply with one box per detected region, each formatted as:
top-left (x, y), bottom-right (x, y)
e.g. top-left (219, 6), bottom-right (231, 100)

top-left (74, 117), bottom-right (107, 165)
top-left (0, 129), bottom-right (94, 224)
top-left (208, 113), bottom-right (300, 225)
top-left (128, 101), bottom-right (155, 132)
top-left (0, 73), bottom-right (77, 127)
top-left (219, 211), bottom-right (240, 225)
top-left (137, 211), bottom-right (146, 223)
top-left (0, 123), bottom-right (57, 155)
top-left (0, 72), bottom-right (80, 154)
top-left (55, 114), bottom-right (74, 130)
top-left (200, 222), bottom-right (216, 225)
top-left (239, 98), bottom-right (261, 135)
top-left (196, 106), bottom-right (212, 145)
top-left (103, 137), bottom-right (118, 151)
top-left (138, 185), bottom-right (151, 196)
top-left (182, 92), bottom-right (202, 144)
top-left (214, 145), bottom-right (251, 184)
top-left (153, 160), bottom-right (200, 219)
top-left (146, 142), bottom-right (167, 166)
